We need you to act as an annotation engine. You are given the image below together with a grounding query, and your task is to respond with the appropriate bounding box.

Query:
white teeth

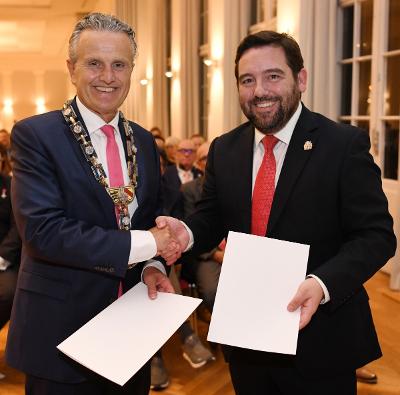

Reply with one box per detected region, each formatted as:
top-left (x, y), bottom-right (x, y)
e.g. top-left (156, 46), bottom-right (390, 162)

top-left (256, 101), bottom-right (274, 108)
top-left (96, 87), bottom-right (115, 92)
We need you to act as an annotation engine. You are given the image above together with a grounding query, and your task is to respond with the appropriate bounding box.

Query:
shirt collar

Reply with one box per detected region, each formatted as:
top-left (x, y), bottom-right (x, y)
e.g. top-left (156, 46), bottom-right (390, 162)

top-left (254, 102), bottom-right (302, 147)
top-left (76, 97), bottom-right (120, 136)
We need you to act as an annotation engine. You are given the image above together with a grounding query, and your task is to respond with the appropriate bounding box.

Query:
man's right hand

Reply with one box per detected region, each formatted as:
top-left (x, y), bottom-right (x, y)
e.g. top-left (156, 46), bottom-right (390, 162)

top-left (155, 216), bottom-right (190, 264)
top-left (149, 225), bottom-right (181, 265)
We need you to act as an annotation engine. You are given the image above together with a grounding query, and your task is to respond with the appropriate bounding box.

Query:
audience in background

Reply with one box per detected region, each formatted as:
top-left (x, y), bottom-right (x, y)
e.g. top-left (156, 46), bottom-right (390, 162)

top-left (154, 134), bottom-right (166, 150)
top-left (190, 133), bottom-right (205, 150)
top-left (162, 139), bottom-right (202, 218)
top-left (180, 142), bottom-right (224, 314)
top-left (0, 130), bottom-right (11, 163)
top-left (164, 136), bottom-right (180, 165)
top-left (150, 126), bottom-right (164, 139)
top-left (0, 143), bottom-right (21, 380)
top-left (151, 139), bottom-right (213, 391)
top-left (0, 130), bottom-right (10, 151)
top-left (150, 127), bottom-right (166, 150)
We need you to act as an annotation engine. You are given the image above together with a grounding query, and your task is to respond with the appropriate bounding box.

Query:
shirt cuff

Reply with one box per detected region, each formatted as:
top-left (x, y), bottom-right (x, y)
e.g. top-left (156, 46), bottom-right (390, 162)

top-left (307, 274), bottom-right (330, 304)
top-left (141, 259), bottom-right (167, 282)
top-left (128, 230), bottom-right (157, 266)
top-left (181, 221), bottom-right (194, 251)
top-left (0, 256), bottom-right (11, 271)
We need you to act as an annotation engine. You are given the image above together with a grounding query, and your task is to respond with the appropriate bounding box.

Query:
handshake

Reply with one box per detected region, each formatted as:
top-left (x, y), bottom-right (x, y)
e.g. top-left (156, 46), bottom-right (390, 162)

top-left (149, 216), bottom-right (190, 265)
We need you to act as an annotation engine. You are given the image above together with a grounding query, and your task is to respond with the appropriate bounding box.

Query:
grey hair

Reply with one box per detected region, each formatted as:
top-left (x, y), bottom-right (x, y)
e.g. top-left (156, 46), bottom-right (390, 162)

top-left (68, 12), bottom-right (137, 63)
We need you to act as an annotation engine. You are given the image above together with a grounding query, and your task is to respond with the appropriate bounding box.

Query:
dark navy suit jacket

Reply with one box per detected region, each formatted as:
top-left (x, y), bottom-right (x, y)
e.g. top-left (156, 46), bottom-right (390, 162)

top-left (6, 100), bottom-right (163, 383)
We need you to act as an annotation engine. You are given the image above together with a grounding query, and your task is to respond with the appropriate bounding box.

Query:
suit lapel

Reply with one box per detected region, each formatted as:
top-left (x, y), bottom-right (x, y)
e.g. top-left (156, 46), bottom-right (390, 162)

top-left (63, 99), bottom-right (117, 227)
top-left (267, 106), bottom-right (319, 234)
top-left (234, 124), bottom-right (254, 233)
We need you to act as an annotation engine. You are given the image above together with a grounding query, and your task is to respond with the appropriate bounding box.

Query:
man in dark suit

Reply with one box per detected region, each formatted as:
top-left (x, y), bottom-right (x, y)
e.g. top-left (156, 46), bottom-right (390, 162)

top-left (157, 31), bottom-right (396, 395)
top-left (161, 138), bottom-right (202, 218)
top-left (6, 13), bottom-right (178, 395)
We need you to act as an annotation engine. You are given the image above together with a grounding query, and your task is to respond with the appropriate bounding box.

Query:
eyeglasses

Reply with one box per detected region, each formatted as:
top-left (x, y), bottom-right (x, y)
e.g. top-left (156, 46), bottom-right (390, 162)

top-left (177, 148), bottom-right (195, 155)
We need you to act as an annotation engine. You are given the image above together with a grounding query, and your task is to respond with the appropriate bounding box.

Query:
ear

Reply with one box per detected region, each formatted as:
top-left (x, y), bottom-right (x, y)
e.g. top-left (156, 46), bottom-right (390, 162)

top-left (66, 59), bottom-right (76, 85)
top-left (297, 68), bottom-right (307, 93)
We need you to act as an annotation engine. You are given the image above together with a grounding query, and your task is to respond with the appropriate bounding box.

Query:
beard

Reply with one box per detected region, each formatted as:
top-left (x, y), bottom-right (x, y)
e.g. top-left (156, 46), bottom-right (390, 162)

top-left (240, 85), bottom-right (301, 135)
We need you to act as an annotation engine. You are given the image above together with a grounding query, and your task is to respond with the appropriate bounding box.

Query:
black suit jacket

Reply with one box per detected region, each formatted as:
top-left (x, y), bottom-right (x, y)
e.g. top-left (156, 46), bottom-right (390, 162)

top-left (186, 105), bottom-right (396, 377)
top-left (6, 99), bottom-right (164, 383)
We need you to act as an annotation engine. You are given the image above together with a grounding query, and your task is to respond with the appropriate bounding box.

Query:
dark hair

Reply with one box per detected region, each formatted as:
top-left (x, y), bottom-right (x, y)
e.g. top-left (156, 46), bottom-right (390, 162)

top-left (154, 135), bottom-right (165, 143)
top-left (0, 143), bottom-right (12, 175)
top-left (234, 31), bottom-right (304, 82)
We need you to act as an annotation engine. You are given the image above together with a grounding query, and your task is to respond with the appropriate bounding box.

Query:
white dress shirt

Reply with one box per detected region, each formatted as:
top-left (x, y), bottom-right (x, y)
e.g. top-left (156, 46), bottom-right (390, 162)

top-left (76, 98), bottom-right (164, 274)
top-left (177, 166), bottom-right (194, 184)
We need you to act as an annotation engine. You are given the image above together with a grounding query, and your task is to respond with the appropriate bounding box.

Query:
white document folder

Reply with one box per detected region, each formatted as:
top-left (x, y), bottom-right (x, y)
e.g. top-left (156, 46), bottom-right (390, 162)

top-left (58, 282), bottom-right (201, 386)
top-left (207, 231), bottom-right (309, 355)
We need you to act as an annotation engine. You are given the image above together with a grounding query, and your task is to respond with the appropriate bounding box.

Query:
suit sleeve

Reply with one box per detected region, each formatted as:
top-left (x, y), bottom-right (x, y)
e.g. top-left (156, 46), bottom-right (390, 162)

top-left (11, 120), bottom-right (131, 277)
top-left (312, 130), bottom-right (396, 311)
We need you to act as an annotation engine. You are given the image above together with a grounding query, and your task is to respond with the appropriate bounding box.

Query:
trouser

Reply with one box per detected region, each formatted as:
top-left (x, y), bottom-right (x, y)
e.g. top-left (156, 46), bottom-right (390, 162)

top-left (25, 361), bottom-right (150, 395)
top-left (229, 359), bottom-right (356, 395)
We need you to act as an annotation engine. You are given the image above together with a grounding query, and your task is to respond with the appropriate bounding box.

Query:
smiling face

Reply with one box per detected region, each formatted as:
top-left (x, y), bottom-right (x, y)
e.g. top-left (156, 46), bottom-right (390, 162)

top-left (237, 45), bottom-right (307, 135)
top-left (67, 30), bottom-right (134, 123)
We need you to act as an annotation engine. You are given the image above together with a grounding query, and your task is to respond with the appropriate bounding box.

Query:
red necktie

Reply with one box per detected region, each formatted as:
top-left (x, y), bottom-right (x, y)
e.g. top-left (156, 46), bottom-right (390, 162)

top-left (101, 125), bottom-right (125, 297)
top-left (251, 135), bottom-right (279, 236)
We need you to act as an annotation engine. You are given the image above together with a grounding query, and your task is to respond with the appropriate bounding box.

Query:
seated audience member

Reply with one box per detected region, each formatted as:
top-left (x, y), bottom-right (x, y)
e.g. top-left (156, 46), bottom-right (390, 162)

top-left (0, 130), bottom-right (11, 160)
top-left (154, 134), bottom-right (165, 150)
top-left (162, 139), bottom-right (202, 218)
top-left (151, 140), bottom-right (213, 391)
top-left (180, 142), bottom-right (223, 313)
top-left (164, 136), bottom-right (180, 165)
top-left (190, 133), bottom-right (205, 150)
top-left (0, 143), bottom-right (21, 379)
top-left (158, 148), bottom-right (169, 176)
top-left (150, 127), bottom-right (166, 149)
top-left (150, 126), bottom-right (164, 138)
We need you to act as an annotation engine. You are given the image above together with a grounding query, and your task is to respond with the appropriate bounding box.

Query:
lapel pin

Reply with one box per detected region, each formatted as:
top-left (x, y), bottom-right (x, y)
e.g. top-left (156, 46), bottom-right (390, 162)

top-left (303, 141), bottom-right (313, 151)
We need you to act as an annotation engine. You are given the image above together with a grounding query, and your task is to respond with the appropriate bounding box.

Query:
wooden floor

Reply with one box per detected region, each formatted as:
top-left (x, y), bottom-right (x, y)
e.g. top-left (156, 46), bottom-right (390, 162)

top-left (0, 271), bottom-right (399, 394)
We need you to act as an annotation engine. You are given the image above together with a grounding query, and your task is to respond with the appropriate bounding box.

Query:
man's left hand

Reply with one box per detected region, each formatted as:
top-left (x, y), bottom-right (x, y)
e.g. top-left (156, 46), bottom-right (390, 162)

top-left (287, 277), bottom-right (324, 330)
top-left (143, 266), bottom-right (175, 300)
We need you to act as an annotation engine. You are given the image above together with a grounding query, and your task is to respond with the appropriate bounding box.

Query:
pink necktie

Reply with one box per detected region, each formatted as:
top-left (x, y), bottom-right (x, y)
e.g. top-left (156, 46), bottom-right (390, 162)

top-left (101, 125), bottom-right (124, 297)
top-left (100, 125), bottom-right (124, 188)
top-left (251, 135), bottom-right (279, 236)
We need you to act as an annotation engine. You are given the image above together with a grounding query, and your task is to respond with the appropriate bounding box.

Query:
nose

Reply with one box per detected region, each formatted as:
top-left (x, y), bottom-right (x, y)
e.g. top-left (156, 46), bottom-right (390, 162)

top-left (100, 64), bottom-right (116, 84)
top-left (253, 78), bottom-right (269, 98)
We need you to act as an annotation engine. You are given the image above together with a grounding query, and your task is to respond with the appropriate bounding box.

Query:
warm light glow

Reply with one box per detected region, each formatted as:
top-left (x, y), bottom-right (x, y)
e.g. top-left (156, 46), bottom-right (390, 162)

top-left (211, 45), bottom-right (223, 62)
top-left (36, 97), bottom-right (46, 114)
top-left (203, 58), bottom-right (213, 67)
top-left (139, 79), bottom-right (149, 86)
top-left (277, 0), bottom-right (299, 39)
top-left (280, 20), bottom-right (295, 35)
top-left (165, 70), bottom-right (174, 78)
top-left (3, 98), bottom-right (13, 115)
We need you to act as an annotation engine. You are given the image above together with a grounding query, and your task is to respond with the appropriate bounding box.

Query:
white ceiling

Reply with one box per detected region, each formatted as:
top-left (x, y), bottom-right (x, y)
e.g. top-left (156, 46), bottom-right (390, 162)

top-left (0, 0), bottom-right (98, 55)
